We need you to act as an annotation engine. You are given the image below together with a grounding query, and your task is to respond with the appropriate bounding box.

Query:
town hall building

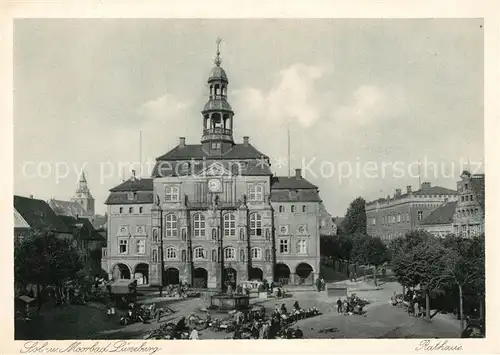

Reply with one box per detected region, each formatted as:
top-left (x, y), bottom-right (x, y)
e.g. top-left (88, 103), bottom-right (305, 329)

top-left (102, 42), bottom-right (322, 288)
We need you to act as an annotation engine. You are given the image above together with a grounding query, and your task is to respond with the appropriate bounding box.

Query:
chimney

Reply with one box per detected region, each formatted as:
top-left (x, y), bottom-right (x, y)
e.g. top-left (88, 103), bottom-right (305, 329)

top-left (243, 136), bottom-right (249, 146)
top-left (295, 168), bottom-right (302, 179)
top-left (406, 185), bottom-right (412, 193)
top-left (179, 137), bottom-right (186, 148)
top-left (421, 182), bottom-right (431, 193)
top-left (395, 189), bottom-right (402, 197)
top-left (131, 170), bottom-right (136, 181)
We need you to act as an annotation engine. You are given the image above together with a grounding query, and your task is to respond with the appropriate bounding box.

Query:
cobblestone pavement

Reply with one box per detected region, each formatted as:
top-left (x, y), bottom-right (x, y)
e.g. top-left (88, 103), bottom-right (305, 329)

top-left (15, 282), bottom-right (461, 340)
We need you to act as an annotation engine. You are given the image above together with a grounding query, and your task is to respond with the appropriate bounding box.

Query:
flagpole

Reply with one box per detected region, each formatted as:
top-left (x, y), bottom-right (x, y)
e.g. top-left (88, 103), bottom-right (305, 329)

top-left (287, 123), bottom-right (291, 177)
top-left (139, 130), bottom-right (142, 178)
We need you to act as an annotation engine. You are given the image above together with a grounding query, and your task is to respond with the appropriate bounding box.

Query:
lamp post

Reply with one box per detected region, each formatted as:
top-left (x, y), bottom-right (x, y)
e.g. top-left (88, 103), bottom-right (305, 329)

top-left (152, 196), bottom-right (165, 297)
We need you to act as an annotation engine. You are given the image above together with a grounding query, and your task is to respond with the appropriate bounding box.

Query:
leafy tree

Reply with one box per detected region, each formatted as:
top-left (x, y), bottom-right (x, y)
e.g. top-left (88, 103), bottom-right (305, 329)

top-left (442, 234), bottom-right (485, 330)
top-left (14, 230), bottom-right (83, 309)
top-left (391, 230), bottom-right (448, 320)
top-left (341, 197), bottom-right (367, 235)
top-left (365, 236), bottom-right (389, 286)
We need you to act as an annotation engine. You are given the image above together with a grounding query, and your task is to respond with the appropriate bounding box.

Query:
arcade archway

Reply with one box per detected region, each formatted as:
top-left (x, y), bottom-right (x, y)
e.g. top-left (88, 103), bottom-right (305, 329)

top-left (274, 263), bottom-right (291, 285)
top-left (134, 263), bottom-right (149, 285)
top-left (296, 263), bottom-right (314, 285)
top-left (165, 267), bottom-right (180, 285)
top-left (194, 268), bottom-right (208, 288)
top-left (249, 267), bottom-right (263, 281)
top-left (112, 263), bottom-right (131, 280)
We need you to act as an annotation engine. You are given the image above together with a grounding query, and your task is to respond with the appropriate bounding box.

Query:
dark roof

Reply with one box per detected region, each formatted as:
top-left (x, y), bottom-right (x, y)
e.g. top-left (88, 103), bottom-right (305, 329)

top-left (332, 217), bottom-right (345, 226)
top-left (270, 190), bottom-right (321, 203)
top-left (366, 185), bottom-right (458, 205)
top-left (48, 199), bottom-right (86, 217)
top-left (155, 143), bottom-right (268, 161)
top-left (59, 215), bottom-right (102, 240)
top-left (152, 159), bottom-right (273, 178)
top-left (203, 99), bottom-right (233, 112)
top-left (105, 191), bottom-right (154, 205)
top-left (92, 214), bottom-right (107, 229)
top-left (109, 178), bottom-right (153, 192)
top-left (271, 176), bottom-right (318, 190)
top-left (470, 175), bottom-right (485, 211)
top-left (413, 186), bottom-right (458, 196)
top-left (421, 201), bottom-right (458, 225)
top-left (14, 195), bottom-right (70, 233)
top-left (208, 66), bottom-right (228, 83)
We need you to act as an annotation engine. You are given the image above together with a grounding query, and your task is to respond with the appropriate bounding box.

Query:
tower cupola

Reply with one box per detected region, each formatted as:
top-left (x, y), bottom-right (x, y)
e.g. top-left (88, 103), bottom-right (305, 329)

top-left (201, 38), bottom-right (235, 154)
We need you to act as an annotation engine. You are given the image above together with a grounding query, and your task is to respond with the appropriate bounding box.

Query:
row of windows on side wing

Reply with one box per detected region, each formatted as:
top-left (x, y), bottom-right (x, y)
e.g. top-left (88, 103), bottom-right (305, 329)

top-left (278, 205), bottom-right (308, 213)
top-left (118, 206), bottom-right (144, 214)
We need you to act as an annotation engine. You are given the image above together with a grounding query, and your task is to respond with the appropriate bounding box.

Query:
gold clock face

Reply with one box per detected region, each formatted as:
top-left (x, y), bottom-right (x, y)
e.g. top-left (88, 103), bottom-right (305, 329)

top-left (208, 178), bottom-right (222, 192)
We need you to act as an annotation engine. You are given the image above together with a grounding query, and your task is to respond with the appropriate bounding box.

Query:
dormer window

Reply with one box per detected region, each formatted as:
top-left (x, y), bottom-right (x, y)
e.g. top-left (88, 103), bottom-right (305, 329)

top-left (127, 192), bottom-right (136, 201)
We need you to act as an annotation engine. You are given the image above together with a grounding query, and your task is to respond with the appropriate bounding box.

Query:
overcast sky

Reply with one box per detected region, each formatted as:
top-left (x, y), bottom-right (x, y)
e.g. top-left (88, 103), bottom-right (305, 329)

top-left (14, 19), bottom-right (484, 216)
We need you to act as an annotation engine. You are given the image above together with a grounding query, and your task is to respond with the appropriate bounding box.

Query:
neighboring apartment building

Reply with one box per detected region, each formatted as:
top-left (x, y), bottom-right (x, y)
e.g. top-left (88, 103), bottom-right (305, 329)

top-left (102, 46), bottom-right (322, 288)
top-left (103, 176), bottom-right (154, 284)
top-left (14, 195), bottom-right (72, 243)
top-left (419, 201), bottom-right (457, 237)
top-left (452, 171), bottom-right (485, 237)
top-left (365, 182), bottom-right (458, 242)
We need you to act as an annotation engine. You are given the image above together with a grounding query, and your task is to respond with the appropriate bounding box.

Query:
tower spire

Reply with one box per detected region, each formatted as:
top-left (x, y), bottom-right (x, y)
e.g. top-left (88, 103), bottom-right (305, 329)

top-left (215, 37), bottom-right (222, 67)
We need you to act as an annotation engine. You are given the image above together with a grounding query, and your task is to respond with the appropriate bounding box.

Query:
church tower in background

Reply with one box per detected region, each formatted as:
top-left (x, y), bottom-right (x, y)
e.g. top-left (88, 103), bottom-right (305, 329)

top-left (71, 171), bottom-right (95, 217)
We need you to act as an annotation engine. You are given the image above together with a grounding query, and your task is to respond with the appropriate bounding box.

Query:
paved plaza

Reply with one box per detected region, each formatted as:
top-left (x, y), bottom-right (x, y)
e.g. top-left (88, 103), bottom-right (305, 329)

top-left (15, 281), bottom-right (461, 340)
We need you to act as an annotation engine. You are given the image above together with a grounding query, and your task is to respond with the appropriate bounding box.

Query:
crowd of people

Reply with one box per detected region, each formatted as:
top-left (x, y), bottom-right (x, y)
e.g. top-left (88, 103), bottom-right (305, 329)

top-left (335, 293), bottom-right (368, 315)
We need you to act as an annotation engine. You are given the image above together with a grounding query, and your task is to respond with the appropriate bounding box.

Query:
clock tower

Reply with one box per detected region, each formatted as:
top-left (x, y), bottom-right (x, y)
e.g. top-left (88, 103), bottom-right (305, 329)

top-left (201, 38), bottom-right (235, 156)
top-left (71, 171), bottom-right (95, 217)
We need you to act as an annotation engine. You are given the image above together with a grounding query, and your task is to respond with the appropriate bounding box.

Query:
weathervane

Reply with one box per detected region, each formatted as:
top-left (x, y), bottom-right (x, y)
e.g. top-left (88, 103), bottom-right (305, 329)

top-left (215, 37), bottom-right (222, 67)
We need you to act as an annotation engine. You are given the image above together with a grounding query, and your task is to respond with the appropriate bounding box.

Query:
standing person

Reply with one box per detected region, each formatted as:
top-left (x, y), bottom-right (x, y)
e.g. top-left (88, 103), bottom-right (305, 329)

top-left (315, 277), bottom-right (322, 292)
top-left (189, 328), bottom-right (199, 340)
top-left (413, 300), bottom-right (420, 317)
top-left (337, 298), bottom-right (342, 313)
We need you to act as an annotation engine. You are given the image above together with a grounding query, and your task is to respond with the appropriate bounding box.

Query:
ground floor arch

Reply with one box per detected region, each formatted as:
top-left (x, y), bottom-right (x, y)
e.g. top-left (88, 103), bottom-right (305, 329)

top-left (112, 263), bottom-right (131, 280)
top-left (275, 263), bottom-right (291, 285)
top-left (194, 267), bottom-right (208, 288)
top-left (134, 263), bottom-right (149, 285)
top-left (249, 267), bottom-right (263, 281)
top-left (296, 263), bottom-right (314, 285)
top-left (165, 267), bottom-right (180, 285)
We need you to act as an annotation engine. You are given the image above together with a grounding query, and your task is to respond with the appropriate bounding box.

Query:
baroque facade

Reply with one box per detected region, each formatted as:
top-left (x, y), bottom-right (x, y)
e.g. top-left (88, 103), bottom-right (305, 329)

top-left (365, 182), bottom-right (458, 242)
top-left (102, 45), bottom-right (322, 288)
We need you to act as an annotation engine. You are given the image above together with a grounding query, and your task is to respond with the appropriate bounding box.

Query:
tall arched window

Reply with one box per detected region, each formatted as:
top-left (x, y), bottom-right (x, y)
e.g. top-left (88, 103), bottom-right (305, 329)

top-left (224, 247), bottom-right (236, 261)
top-left (165, 214), bottom-right (177, 237)
top-left (193, 213), bottom-right (206, 237)
top-left (211, 249), bottom-right (217, 262)
top-left (152, 249), bottom-right (158, 262)
top-left (249, 184), bottom-right (264, 201)
top-left (152, 229), bottom-right (158, 243)
top-left (194, 247), bottom-right (206, 260)
top-left (250, 213), bottom-right (262, 236)
top-left (250, 247), bottom-right (262, 260)
top-left (223, 213), bottom-right (236, 237)
top-left (165, 247), bottom-right (177, 260)
top-left (279, 205), bottom-right (285, 213)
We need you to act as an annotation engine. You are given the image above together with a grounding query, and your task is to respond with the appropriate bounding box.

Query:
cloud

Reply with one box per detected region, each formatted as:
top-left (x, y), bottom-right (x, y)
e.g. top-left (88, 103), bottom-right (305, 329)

top-left (138, 93), bottom-right (193, 121)
top-left (233, 63), bottom-right (329, 128)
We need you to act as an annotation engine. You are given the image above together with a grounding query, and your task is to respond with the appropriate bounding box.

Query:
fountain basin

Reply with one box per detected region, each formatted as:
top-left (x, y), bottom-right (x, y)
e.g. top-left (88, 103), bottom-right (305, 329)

top-left (209, 293), bottom-right (250, 311)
